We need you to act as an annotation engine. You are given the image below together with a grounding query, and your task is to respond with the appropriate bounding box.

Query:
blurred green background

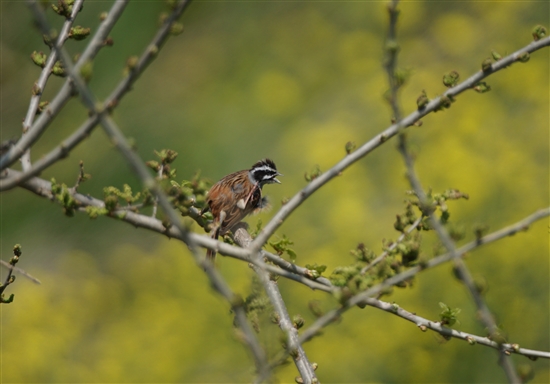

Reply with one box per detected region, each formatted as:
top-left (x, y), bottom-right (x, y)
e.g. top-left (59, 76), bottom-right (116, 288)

top-left (1, 0), bottom-right (548, 382)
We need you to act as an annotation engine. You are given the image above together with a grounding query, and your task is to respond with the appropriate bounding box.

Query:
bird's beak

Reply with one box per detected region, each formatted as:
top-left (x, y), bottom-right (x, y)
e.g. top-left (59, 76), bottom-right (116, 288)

top-left (274, 172), bottom-right (283, 183)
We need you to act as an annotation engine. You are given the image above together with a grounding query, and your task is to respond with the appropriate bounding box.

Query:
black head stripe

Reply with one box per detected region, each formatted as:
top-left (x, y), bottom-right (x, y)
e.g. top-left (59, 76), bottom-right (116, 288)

top-left (250, 159), bottom-right (279, 184)
top-left (251, 159), bottom-right (277, 172)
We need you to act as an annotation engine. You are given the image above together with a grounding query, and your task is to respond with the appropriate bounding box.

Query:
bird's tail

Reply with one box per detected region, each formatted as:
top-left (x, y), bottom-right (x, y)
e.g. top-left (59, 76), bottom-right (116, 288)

top-left (206, 226), bottom-right (220, 262)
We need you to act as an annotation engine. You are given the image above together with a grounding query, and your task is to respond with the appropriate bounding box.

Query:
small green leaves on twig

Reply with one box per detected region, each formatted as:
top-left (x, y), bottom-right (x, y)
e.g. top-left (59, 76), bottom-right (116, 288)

top-left (51, 61), bottom-right (66, 77)
top-left (12, 244), bottom-right (22, 258)
top-left (79, 60), bottom-right (93, 83)
top-left (532, 25), bottom-right (547, 41)
top-left (473, 223), bottom-right (489, 243)
top-left (75, 160), bottom-right (91, 189)
top-left (31, 83), bottom-right (42, 96)
top-left (36, 100), bottom-right (50, 115)
top-left (438, 302), bottom-right (461, 327)
top-left (68, 26), bottom-right (91, 41)
top-left (148, 149), bottom-right (178, 179)
top-left (165, 168), bottom-right (210, 217)
top-left (442, 71), bottom-right (459, 88)
top-left (393, 68), bottom-right (411, 89)
top-left (304, 165), bottom-right (322, 182)
top-left (124, 56), bottom-right (139, 76)
top-left (434, 95), bottom-right (455, 112)
top-left (330, 265), bottom-right (372, 296)
top-left (350, 243), bottom-right (376, 263)
top-left (481, 57), bottom-right (493, 72)
top-left (51, 0), bottom-right (75, 17)
top-left (345, 141), bottom-right (356, 155)
top-left (51, 178), bottom-right (78, 216)
top-left (416, 90), bottom-right (429, 110)
top-left (406, 188), bottom-right (469, 225)
top-left (31, 51), bottom-right (47, 68)
top-left (103, 37), bottom-right (114, 47)
top-left (304, 263), bottom-right (327, 279)
top-left (269, 234), bottom-right (297, 262)
top-left (104, 184), bottom-right (141, 206)
top-left (292, 315), bottom-right (305, 329)
top-left (0, 245), bottom-right (24, 304)
top-left (472, 81), bottom-right (491, 93)
top-left (84, 206), bottom-right (108, 219)
top-left (394, 204), bottom-right (418, 232)
top-left (155, 149), bottom-right (178, 165)
top-left (43, 33), bottom-right (54, 48)
top-left (518, 52), bottom-right (530, 63)
top-left (170, 22), bottom-right (184, 36)
top-left (491, 50), bottom-right (502, 61)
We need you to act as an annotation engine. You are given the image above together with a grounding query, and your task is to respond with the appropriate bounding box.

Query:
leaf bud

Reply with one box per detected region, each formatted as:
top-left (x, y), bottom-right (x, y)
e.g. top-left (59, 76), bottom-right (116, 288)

top-left (532, 25), bottom-right (547, 41)
top-left (416, 90), bottom-right (429, 110)
top-left (518, 52), bottom-right (530, 63)
top-left (442, 70), bottom-right (459, 87)
top-left (13, 244), bottom-right (22, 257)
top-left (481, 57), bottom-right (493, 72)
top-left (51, 61), bottom-right (66, 77)
top-left (345, 141), bottom-right (356, 154)
top-left (69, 26), bottom-right (91, 41)
top-left (491, 50), bottom-right (502, 61)
top-left (31, 51), bottom-right (47, 68)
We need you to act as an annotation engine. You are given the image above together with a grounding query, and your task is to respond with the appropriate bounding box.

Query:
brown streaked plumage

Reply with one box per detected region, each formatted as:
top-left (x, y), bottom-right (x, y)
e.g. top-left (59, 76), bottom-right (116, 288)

top-left (202, 159), bottom-right (281, 261)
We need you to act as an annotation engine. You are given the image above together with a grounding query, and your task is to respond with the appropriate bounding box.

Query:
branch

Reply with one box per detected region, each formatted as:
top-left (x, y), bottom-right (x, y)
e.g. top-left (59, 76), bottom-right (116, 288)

top-left (389, 35), bottom-right (521, 384)
top-left (10, 168), bottom-right (331, 294)
top-left (298, 214), bottom-right (550, 350)
top-left (363, 297), bottom-right (550, 360)
top-left (250, 33), bottom-right (550, 253)
top-left (25, 0), bottom-right (271, 377)
top-left (233, 227), bottom-right (318, 384)
top-left (0, 0), bottom-right (184, 190)
top-left (20, 0), bottom-right (86, 171)
top-left (0, 259), bottom-right (41, 285)
top-left (0, 0), bottom-right (129, 173)
top-left (360, 217), bottom-right (422, 274)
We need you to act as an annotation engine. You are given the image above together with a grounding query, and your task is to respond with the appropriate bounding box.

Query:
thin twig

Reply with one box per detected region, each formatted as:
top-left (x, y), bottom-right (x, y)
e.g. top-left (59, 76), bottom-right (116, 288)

top-left (363, 297), bottom-right (550, 360)
top-left (26, 0), bottom-right (270, 377)
top-left (360, 217), bottom-right (422, 274)
top-left (0, 259), bottom-right (41, 285)
top-left (385, 3), bottom-right (518, 380)
top-left (0, 0), bottom-right (129, 173)
top-left (20, 0), bottom-right (85, 171)
top-left (298, 209), bottom-right (550, 348)
top-left (250, 34), bottom-right (550, 254)
top-left (234, 227), bottom-right (318, 384)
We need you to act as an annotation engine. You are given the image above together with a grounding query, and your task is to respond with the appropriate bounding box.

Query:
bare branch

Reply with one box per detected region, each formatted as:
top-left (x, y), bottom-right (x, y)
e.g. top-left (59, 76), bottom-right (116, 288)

top-left (296, 205), bottom-right (549, 348)
top-left (21, 0), bottom-right (86, 171)
top-left (0, 0), bottom-right (129, 173)
top-left (0, 0), bottom-right (186, 190)
top-left (0, 259), bottom-right (41, 285)
top-left (363, 298), bottom-right (550, 360)
top-left (234, 227), bottom-right (318, 384)
top-left (25, 0), bottom-right (271, 377)
top-left (250, 34), bottom-right (550, 253)
top-left (360, 217), bottom-right (422, 274)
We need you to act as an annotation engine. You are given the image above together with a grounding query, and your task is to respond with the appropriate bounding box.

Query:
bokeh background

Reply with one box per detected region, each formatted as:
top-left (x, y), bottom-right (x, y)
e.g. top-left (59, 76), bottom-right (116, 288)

top-left (1, 0), bottom-right (549, 382)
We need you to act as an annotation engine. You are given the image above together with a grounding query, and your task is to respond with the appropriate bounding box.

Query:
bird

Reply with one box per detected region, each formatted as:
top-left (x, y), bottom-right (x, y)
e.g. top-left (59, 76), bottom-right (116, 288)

top-left (201, 159), bottom-right (282, 261)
